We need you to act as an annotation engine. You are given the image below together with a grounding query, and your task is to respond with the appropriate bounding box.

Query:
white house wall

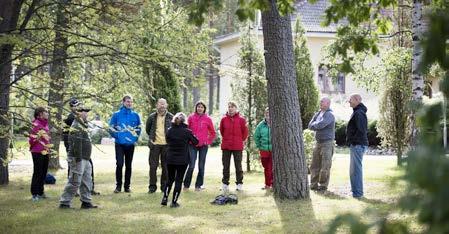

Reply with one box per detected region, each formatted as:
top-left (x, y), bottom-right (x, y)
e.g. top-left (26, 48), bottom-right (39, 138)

top-left (216, 32), bottom-right (379, 120)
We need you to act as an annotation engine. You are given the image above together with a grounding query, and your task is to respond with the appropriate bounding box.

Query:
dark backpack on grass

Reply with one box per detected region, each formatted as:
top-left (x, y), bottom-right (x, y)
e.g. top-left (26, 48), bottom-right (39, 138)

top-left (45, 173), bottom-right (56, 184)
top-left (211, 194), bottom-right (238, 205)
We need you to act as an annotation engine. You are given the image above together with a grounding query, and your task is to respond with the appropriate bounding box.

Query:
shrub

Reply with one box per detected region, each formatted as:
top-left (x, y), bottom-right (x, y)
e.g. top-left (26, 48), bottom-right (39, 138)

top-left (367, 120), bottom-right (381, 146)
top-left (303, 129), bottom-right (316, 166)
top-left (90, 129), bottom-right (110, 144)
top-left (334, 120), bottom-right (381, 147)
top-left (335, 120), bottom-right (347, 146)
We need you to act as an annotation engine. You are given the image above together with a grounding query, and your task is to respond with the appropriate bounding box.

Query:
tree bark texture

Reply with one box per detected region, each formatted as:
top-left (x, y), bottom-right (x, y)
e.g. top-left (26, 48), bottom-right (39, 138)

top-left (410, 0), bottom-right (424, 147)
top-left (261, 0), bottom-right (309, 199)
top-left (208, 61), bottom-right (214, 115)
top-left (47, 0), bottom-right (70, 169)
top-left (0, 0), bottom-right (25, 185)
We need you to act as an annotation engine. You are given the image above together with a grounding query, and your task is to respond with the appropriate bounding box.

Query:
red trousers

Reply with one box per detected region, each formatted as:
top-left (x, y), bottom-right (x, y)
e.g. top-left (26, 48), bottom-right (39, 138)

top-left (259, 151), bottom-right (273, 187)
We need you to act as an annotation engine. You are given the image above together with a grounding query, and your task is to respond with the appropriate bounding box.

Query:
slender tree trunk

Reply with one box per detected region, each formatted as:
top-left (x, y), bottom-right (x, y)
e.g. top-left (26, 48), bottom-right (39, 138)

top-left (208, 59), bottom-right (214, 115)
top-left (261, 0), bottom-right (309, 199)
top-left (246, 54), bottom-right (252, 172)
top-left (216, 75), bottom-right (220, 110)
top-left (0, 0), bottom-right (26, 185)
top-left (410, 0), bottom-right (424, 147)
top-left (48, 0), bottom-right (70, 169)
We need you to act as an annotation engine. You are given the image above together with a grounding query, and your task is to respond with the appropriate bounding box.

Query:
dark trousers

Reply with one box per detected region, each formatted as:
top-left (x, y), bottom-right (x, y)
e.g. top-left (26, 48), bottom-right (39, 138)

top-left (31, 153), bottom-right (49, 195)
top-left (115, 144), bottom-right (135, 190)
top-left (148, 145), bottom-right (168, 190)
top-left (222, 150), bottom-right (243, 185)
top-left (163, 164), bottom-right (188, 203)
top-left (184, 145), bottom-right (208, 188)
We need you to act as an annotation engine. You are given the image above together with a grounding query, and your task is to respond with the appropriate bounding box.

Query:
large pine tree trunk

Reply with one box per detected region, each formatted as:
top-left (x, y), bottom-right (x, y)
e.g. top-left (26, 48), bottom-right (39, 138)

top-left (0, 0), bottom-right (25, 185)
top-left (410, 0), bottom-right (425, 147)
top-left (261, 0), bottom-right (309, 199)
top-left (48, 0), bottom-right (69, 169)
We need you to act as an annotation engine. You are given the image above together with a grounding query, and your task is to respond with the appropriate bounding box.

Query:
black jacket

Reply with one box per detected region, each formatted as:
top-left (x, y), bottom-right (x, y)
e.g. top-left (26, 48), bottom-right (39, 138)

top-left (346, 103), bottom-right (369, 146)
top-left (68, 119), bottom-right (92, 160)
top-left (145, 111), bottom-right (173, 148)
top-left (166, 123), bottom-right (199, 165)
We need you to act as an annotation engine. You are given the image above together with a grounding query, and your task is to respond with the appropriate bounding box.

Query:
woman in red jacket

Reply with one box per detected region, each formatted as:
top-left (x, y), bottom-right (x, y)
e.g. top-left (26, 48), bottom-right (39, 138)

top-left (184, 101), bottom-right (216, 191)
top-left (220, 101), bottom-right (248, 192)
top-left (28, 107), bottom-right (51, 202)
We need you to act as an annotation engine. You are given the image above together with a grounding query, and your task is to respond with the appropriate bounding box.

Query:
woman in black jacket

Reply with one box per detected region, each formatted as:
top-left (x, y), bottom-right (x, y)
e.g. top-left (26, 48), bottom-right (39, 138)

top-left (161, 112), bottom-right (199, 208)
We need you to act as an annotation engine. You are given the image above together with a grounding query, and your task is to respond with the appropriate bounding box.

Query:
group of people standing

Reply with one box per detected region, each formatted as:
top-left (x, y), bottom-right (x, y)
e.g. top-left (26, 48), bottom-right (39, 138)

top-left (27, 93), bottom-right (369, 209)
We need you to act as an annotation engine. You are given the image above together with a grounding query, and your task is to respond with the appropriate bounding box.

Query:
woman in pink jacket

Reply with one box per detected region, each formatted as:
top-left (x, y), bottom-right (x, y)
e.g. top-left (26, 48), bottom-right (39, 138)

top-left (28, 107), bottom-right (51, 201)
top-left (183, 101), bottom-right (216, 191)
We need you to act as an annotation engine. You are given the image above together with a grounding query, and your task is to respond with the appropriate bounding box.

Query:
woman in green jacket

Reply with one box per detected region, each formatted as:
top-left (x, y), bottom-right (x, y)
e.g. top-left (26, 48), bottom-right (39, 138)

top-left (253, 108), bottom-right (272, 189)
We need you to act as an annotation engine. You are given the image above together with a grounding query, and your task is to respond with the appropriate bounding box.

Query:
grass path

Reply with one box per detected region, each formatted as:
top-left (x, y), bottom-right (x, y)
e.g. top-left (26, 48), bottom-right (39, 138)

top-left (1, 145), bottom-right (405, 233)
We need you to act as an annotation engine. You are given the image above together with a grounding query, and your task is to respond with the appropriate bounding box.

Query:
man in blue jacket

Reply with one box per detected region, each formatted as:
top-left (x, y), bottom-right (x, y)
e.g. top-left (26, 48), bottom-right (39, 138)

top-left (346, 94), bottom-right (368, 198)
top-left (109, 95), bottom-right (141, 193)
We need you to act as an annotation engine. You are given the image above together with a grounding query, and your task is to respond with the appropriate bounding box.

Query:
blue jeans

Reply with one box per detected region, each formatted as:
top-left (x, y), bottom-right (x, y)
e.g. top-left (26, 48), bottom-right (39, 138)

top-left (183, 145), bottom-right (208, 188)
top-left (350, 145), bottom-right (367, 197)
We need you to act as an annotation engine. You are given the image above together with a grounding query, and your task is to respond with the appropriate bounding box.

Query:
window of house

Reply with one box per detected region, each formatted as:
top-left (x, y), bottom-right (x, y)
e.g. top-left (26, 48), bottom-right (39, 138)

top-left (317, 65), bottom-right (345, 94)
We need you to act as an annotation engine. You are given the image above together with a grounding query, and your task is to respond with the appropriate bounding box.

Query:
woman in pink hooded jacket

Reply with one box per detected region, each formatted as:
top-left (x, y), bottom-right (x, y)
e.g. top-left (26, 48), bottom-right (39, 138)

top-left (28, 107), bottom-right (51, 201)
top-left (183, 101), bottom-right (216, 191)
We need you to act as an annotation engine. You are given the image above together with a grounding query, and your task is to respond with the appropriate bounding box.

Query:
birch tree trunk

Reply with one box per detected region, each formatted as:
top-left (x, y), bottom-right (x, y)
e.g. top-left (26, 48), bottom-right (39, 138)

top-left (410, 0), bottom-right (425, 147)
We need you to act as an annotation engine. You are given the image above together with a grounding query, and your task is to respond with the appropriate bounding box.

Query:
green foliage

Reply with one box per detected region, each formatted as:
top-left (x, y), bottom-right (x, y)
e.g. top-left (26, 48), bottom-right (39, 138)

top-left (294, 18), bottom-right (319, 130)
top-left (327, 3), bottom-right (449, 233)
top-left (90, 129), bottom-right (110, 145)
top-left (367, 120), bottom-right (381, 147)
top-left (377, 48), bottom-right (412, 164)
top-left (302, 129), bottom-right (315, 167)
top-left (187, 0), bottom-right (297, 26)
top-left (232, 26), bottom-right (267, 170)
top-left (320, 0), bottom-right (398, 73)
top-left (335, 120), bottom-right (380, 147)
top-left (149, 65), bottom-right (182, 114)
top-left (334, 120), bottom-right (347, 146)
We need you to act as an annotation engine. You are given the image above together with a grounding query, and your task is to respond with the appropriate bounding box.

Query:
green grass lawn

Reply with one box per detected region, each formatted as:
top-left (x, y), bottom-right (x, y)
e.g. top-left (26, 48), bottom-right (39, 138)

top-left (0, 145), bottom-right (411, 233)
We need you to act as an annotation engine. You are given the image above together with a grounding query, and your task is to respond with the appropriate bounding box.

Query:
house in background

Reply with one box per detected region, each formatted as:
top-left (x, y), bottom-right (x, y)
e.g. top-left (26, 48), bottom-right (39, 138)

top-left (213, 0), bottom-right (379, 120)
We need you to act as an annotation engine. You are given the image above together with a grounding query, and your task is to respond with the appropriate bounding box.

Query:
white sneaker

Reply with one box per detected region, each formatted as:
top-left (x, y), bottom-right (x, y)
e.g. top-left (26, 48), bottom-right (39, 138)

top-left (236, 184), bottom-right (243, 191)
top-left (221, 184), bottom-right (229, 193)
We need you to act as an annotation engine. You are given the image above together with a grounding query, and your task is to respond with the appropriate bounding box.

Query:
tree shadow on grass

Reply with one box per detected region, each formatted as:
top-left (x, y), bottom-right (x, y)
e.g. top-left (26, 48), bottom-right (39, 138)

top-left (275, 197), bottom-right (323, 233)
top-left (313, 190), bottom-right (347, 200)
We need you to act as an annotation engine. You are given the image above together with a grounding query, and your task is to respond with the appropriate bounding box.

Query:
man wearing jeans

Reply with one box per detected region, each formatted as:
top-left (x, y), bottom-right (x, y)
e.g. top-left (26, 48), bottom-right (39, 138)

top-left (346, 94), bottom-right (368, 198)
top-left (308, 97), bottom-right (335, 192)
top-left (219, 101), bottom-right (248, 192)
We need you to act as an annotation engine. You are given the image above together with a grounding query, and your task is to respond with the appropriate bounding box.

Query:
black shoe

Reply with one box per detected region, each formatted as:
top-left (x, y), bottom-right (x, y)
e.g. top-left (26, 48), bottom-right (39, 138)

top-left (148, 186), bottom-right (157, 194)
top-left (170, 202), bottom-right (180, 208)
top-left (161, 197), bottom-right (168, 206)
top-left (74, 193), bottom-right (80, 197)
top-left (114, 188), bottom-right (121, 193)
top-left (91, 190), bottom-right (101, 195)
top-left (310, 186), bottom-right (319, 191)
top-left (81, 202), bottom-right (98, 209)
top-left (124, 188), bottom-right (131, 193)
top-left (59, 204), bottom-right (73, 209)
top-left (317, 186), bottom-right (327, 192)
